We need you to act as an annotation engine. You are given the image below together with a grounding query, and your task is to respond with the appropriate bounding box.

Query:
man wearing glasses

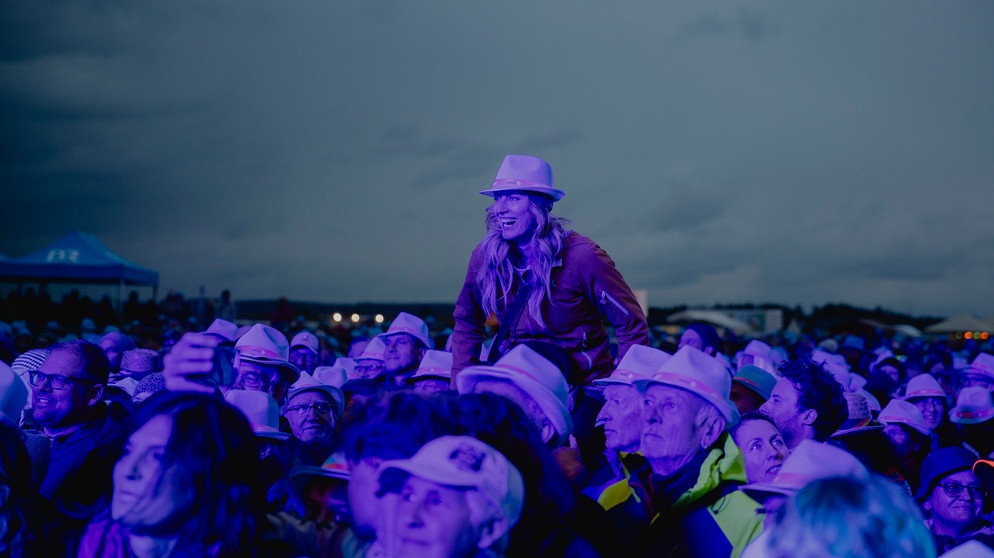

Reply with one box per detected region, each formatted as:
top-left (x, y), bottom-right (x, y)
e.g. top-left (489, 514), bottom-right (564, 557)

top-left (29, 339), bottom-right (123, 556)
top-left (917, 446), bottom-right (993, 553)
top-left (283, 373), bottom-right (345, 465)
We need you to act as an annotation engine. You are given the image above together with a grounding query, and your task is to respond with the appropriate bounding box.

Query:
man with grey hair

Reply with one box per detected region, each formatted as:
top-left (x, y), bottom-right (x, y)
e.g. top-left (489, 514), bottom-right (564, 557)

top-left (622, 346), bottom-right (763, 557)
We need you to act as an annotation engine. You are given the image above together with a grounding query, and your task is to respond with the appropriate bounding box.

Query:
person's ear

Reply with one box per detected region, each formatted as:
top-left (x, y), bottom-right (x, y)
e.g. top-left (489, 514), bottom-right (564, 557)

top-left (540, 423), bottom-right (556, 445)
top-left (476, 517), bottom-right (508, 550)
top-left (699, 415), bottom-right (725, 450)
top-left (86, 384), bottom-right (105, 406)
top-left (800, 408), bottom-right (818, 427)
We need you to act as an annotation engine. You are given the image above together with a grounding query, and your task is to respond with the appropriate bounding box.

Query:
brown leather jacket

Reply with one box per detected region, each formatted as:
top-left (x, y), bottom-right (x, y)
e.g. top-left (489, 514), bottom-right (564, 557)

top-left (452, 231), bottom-right (649, 385)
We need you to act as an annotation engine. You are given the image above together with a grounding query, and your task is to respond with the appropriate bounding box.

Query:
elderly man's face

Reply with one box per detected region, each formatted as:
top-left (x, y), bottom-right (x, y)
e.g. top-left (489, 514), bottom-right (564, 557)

top-left (32, 349), bottom-right (103, 433)
top-left (640, 385), bottom-right (708, 471)
top-left (382, 334), bottom-right (424, 374)
top-left (284, 390), bottom-right (335, 448)
top-left (353, 359), bottom-right (385, 380)
top-left (926, 470), bottom-right (984, 533)
top-left (391, 475), bottom-right (482, 558)
top-left (597, 384), bottom-right (643, 452)
top-left (234, 360), bottom-right (287, 401)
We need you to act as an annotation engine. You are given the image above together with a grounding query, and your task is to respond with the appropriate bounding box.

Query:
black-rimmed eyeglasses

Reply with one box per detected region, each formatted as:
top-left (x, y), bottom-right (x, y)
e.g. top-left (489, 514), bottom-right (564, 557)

top-left (29, 371), bottom-right (98, 390)
top-left (285, 402), bottom-right (334, 415)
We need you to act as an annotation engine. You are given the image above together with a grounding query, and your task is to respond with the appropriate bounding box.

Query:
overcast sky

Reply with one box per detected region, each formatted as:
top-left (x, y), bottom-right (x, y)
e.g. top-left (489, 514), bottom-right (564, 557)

top-left (2, 1), bottom-right (992, 317)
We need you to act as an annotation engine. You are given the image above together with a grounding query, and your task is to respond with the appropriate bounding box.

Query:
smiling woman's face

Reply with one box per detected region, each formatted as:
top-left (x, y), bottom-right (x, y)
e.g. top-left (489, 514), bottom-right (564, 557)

top-left (490, 192), bottom-right (538, 244)
top-left (112, 414), bottom-right (193, 531)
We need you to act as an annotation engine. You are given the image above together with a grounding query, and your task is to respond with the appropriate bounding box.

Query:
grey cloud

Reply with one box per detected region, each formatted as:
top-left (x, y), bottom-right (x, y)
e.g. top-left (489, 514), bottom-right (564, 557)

top-left (676, 7), bottom-right (781, 45)
top-left (647, 186), bottom-right (730, 234)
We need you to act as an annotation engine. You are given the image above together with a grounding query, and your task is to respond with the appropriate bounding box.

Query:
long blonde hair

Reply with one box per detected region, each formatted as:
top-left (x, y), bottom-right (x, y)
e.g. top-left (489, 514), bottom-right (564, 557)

top-left (475, 194), bottom-right (568, 328)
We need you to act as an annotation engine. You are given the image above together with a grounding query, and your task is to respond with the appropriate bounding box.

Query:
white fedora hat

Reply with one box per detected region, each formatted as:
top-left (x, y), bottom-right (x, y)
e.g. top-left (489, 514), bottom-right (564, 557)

top-left (593, 344), bottom-right (671, 387)
top-left (377, 312), bottom-right (433, 349)
top-left (479, 154), bottom-right (565, 202)
top-left (457, 344), bottom-right (572, 445)
top-left (636, 346), bottom-right (739, 426)
top-left (224, 389), bottom-right (290, 440)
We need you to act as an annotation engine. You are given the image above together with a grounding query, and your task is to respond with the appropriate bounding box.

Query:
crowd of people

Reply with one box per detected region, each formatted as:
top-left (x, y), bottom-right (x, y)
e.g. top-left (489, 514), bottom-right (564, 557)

top-left (2, 154), bottom-right (994, 557)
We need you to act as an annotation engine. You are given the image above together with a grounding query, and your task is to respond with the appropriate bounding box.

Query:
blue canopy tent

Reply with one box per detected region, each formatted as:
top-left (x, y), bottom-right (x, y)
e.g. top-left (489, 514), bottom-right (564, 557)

top-left (0, 231), bottom-right (159, 308)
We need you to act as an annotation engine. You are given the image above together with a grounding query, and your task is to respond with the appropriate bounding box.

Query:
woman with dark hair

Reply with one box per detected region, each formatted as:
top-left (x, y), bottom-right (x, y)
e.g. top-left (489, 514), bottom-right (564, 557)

top-left (78, 391), bottom-right (267, 557)
top-left (452, 154), bottom-right (649, 386)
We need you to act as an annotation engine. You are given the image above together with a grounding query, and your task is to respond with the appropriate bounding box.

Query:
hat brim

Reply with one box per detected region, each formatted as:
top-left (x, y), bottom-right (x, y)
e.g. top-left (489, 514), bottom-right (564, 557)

top-left (457, 367), bottom-right (572, 445)
top-left (830, 424), bottom-right (883, 439)
top-left (949, 408), bottom-right (994, 425)
top-left (592, 377), bottom-right (635, 387)
top-left (253, 427), bottom-right (290, 441)
top-left (916, 462), bottom-right (976, 501)
top-left (375, 332), bottom-right (434, 351)
top-left (239, 355), bottom-right (301, 384)
top-left (732, 378), bottom-right (772, 401)
top-left (480, 185), bottom-right (565, 202)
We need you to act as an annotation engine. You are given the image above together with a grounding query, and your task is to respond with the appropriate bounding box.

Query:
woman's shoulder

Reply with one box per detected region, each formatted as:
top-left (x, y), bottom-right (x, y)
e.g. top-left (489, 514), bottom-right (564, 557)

top-left (560, 232), bottom-right (609, 263)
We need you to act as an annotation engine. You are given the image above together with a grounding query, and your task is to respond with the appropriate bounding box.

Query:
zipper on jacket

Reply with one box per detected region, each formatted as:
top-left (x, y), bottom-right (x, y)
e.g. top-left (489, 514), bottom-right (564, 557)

top-left (600, 290), bottom-right (630, 316)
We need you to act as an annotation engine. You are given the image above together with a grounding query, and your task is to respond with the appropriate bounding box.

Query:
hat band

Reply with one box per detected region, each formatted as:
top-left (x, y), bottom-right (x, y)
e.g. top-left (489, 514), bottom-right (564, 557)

top-left (905, 389), bottom-right (945, 399)
top-left (239, 346), bottom-right (285, 361)
top-left (492, 178), bottom-right (552, 190)
top-left (966, 367), bottom-right (994, 378)
top-left (356, 355), bottom-right (384, 362)
top-left (417, 366), bottom-right (449, 376)
top-left (736, 377), bottom-right (768, 394)
top-left (956, 408), bottom-right (994, 420)
top-left (649, 371), bottom-right (724, 402)
top-left (384, 328), bottom-right (428, 343)
top-left (880, 415), bottom-right (926, 429)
